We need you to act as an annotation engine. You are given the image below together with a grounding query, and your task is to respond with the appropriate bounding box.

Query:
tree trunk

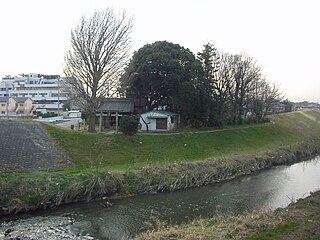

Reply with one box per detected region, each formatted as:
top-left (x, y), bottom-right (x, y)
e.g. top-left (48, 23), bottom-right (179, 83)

top-left (88, 110), bottom-right (96, 132)
top-left (140, 115), bottom-right (149, 132)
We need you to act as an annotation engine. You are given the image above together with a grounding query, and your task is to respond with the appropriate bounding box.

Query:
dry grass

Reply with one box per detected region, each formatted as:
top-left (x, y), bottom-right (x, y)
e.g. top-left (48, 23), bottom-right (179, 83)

top-left (135, 210), bottom-right (284, 240)
top-left (135, 191), bottom-right (320, 240)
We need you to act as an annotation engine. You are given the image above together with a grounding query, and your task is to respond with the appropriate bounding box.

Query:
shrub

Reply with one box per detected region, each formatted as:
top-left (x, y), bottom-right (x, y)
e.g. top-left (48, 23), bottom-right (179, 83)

top-left (119, 115), bottom-right (140, 135)
top-left (34, 111), bottom-right (58, 118)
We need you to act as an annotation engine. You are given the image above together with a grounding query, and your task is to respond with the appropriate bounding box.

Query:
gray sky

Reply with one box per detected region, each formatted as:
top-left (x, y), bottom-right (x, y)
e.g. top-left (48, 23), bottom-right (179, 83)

top-left (0, 0), bottom-right (319, 102)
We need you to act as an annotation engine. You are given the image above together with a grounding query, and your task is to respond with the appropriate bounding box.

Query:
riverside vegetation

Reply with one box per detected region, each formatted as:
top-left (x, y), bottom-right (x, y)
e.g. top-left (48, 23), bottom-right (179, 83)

top-left (134, 190), bottom-right (320, 240)
top-left (0, 110), bottom-right (320, 220)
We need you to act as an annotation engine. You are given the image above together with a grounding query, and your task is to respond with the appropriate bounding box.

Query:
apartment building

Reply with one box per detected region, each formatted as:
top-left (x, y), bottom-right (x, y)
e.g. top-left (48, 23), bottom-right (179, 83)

top-left (0, 73), bottom-right (68, 114)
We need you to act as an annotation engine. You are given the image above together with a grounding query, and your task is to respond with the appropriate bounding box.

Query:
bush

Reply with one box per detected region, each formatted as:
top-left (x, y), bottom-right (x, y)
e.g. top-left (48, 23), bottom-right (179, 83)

top-left (119, 115), bottom-right (140, 135)
top-left (34, 111), bottom-right (58, 118)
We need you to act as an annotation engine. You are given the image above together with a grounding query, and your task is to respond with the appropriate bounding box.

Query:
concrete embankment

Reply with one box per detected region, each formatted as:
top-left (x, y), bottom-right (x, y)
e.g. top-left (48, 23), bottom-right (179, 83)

top-left (1, 136), bottom-right (319, 216)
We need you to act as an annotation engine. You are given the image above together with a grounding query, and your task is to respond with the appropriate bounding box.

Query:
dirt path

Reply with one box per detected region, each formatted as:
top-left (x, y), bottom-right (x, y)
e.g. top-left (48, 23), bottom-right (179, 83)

top-left (0, 121), bottom-right (72, 172)
top-left (142, 122), bottom-right (274, 136)
top-left (299, 110), bottom-right (320, 123)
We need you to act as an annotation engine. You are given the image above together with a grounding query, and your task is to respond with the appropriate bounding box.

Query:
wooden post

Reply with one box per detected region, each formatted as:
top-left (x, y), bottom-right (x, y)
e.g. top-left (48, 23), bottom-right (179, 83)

top-left (106, 111), bottom-right (111, 128)
top-left (115, 111), bottom-right (119, 133)
top-left (99, 111), bottom-right (103, 132)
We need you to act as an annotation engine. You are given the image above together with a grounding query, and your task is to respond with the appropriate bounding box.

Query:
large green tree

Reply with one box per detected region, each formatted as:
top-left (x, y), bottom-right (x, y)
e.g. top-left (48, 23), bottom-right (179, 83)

top-left (197, 42), bottom-right (221, 126)
top-left (120, 41), bottom-right (206, 125)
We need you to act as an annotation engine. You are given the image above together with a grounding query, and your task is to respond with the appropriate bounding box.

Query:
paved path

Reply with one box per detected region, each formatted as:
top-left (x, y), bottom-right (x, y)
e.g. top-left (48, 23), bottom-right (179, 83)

top-left (0, 121), bottom-right (72, 172)
top-left (55, 118), bottom-right (82, 129)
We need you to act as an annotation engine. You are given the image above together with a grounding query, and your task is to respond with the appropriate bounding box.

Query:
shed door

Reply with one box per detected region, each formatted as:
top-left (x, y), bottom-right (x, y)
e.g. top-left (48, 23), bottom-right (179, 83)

top-left (156, 118), bottom-right (167, 129)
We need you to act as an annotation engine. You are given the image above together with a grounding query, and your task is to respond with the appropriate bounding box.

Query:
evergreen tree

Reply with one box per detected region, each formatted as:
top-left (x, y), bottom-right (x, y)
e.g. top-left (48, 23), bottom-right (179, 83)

top-left (120, 41), bottom-right (206, 126)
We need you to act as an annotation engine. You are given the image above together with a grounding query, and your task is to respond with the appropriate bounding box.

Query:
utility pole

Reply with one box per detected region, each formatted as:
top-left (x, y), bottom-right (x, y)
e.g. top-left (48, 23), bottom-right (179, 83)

top-left (57, 76), bottom-right (60, 116)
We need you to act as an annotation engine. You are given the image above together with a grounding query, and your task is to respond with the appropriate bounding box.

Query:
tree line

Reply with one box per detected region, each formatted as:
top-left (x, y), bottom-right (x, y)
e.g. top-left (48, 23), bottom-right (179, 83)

top-left (64, 9), bottom-right (286, 132)
top-left (119, 41), bottom-right (284, 127)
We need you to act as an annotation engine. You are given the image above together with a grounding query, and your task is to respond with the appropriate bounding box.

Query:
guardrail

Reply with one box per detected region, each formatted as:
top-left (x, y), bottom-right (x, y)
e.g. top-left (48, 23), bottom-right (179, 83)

top-left (36, 116), bottom-right (64, 122)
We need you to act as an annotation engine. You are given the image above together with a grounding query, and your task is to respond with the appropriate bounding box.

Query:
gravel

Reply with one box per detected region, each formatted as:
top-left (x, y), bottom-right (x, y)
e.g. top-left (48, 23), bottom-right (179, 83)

top-left (0, 216), bottom-right (94, 240)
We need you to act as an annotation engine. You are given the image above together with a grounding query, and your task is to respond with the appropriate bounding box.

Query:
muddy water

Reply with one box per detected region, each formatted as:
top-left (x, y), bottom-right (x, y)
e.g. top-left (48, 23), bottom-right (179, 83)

top-left (1, 156), bottom-right (320, 240)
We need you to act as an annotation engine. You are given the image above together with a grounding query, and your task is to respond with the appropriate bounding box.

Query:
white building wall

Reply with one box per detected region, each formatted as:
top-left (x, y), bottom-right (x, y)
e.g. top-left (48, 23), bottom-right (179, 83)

top-left (0, 77), bottom-right (15, 97)
top-left (148, 118), bottom-right (158, 131)
top-left (0, 73), bottom-right (68, 112)
top-left (140, 111), bottom-right (177, 131)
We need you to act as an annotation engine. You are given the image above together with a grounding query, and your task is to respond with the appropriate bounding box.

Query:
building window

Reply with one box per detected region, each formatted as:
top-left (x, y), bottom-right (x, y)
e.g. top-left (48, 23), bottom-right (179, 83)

top-left (1, 103), bottom-right (5, 107)
top-left (156, 118), bottom-right (167, 129)
top-left (19, 103), bottom-right (24, 107)
top-left (1, 111), bottom-right (5, 114)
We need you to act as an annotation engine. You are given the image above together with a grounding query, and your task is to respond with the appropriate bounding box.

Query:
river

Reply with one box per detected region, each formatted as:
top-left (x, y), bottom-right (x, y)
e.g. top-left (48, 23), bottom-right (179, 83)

top-left (1, 156), bottom-right (320, 240)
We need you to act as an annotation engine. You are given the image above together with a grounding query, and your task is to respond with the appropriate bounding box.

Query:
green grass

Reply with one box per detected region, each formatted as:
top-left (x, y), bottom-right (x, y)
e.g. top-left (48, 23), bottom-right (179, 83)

top-left (1, 110), bottom-right (320, 212)
top-left (244, 222), bottom-right (299, 240)
top-left (43, 110), bottom-right (320, 171)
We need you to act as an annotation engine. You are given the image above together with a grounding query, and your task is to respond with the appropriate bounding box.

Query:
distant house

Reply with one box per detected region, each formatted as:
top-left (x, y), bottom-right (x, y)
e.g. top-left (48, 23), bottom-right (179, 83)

top-left (15, 97), bottom-right (33, 115)
top-left (0, 97), bottom-right (19, 114)
top-left (0, 97), bottom-right (33, 116)
top-left (269, 102), bottom-right (286, 113)
top-left (97, 98), bottom-right (134, 131)
top-left (294, 101), bottom-right (320, 111)
top-left (140, 111), bottom-right (179, 132)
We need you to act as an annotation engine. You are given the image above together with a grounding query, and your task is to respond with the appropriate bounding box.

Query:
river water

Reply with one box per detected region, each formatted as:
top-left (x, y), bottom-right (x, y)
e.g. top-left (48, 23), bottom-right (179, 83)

top-left (1, 156), bottom-right (320, 239)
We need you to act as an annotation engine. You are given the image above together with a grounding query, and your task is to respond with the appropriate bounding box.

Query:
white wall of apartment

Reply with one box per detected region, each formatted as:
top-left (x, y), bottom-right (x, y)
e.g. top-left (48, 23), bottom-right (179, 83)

top-left (0, 73), bottom-right (67, 112)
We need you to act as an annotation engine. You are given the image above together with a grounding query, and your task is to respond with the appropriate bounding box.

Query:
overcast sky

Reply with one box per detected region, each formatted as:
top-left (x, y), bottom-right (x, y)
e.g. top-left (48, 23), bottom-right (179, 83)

top-left (0, 0), bottom-right (319, 102)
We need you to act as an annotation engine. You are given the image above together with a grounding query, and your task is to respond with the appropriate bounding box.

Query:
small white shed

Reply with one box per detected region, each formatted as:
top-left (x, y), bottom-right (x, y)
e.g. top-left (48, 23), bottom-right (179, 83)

top-left (68, 110), bottom-right (81, 118)
top-left (140, 111), bottom-right (179, 132)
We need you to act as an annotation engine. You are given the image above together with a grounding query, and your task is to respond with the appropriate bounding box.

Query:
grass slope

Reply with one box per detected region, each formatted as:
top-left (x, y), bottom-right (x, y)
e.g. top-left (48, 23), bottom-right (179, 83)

top-left (43, 110), bottom-right (320, 171)
top-left (0, 110), bottom-right (319, 213)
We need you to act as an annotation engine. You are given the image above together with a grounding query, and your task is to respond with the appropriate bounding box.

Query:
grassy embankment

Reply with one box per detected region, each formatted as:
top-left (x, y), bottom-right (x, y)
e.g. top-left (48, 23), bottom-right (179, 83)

top-left (0, 110), bottom-right (320, 214)
top-left (134, 190), bottom-right (320, 240)
top-left (43, 110), bottom-right (320, 171)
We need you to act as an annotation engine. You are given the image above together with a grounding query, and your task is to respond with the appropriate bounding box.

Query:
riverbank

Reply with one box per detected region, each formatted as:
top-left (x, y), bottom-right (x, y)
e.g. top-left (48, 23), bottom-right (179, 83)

top-left (0, 110), bottom-right (320, 215)
top-left (134, 190), bottom-right (320, 240)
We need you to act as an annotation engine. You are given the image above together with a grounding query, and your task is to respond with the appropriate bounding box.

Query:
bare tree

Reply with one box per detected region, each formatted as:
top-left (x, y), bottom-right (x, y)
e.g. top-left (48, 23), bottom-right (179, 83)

top-left (260, 81), bottom-right (283, 116)
top-left (64, 8), bottom-right (133, 132)
top-left (227, 54), bottom-right (262, 124)
top-left (212, 52), bottom-right (233, 126)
